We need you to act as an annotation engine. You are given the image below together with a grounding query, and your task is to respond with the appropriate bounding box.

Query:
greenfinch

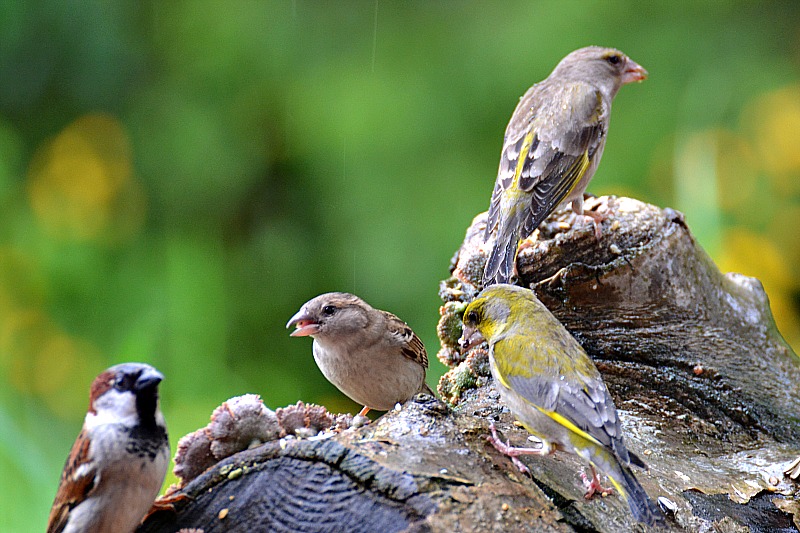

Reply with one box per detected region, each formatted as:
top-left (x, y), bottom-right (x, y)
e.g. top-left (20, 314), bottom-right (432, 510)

top-left (483, 46), bottom-right (647, 286)
top-left (287, 292), bottom-right (433, 418)
top-left (460, 284), bottom-right (663, 526)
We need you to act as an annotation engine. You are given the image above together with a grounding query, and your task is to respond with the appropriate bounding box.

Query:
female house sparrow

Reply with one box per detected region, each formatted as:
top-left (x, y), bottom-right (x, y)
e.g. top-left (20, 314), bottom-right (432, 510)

top-left (460, 285), bottom-right (663, 526)
top-left (287, 292), bottom-right (434, 417)
top-left (483, 46), bottom-right (647, 285)
top-left (47, 363), bottom-right (169, 533)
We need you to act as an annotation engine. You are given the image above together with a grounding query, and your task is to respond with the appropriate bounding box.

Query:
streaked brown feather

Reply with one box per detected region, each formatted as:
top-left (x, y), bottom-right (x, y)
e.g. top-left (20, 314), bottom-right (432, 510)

top-left (380, 309), bottom-right (428, 369)
top-left (47, 429), bottom-right (97, 533)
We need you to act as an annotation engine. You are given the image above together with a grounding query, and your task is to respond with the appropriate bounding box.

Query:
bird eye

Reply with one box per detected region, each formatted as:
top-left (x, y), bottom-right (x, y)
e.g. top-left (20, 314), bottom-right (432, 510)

top-left (114, 374), bottom-right (131, 391)
top-left (322, 305), bottom-right (337, 316)
top-left (466, 311), bottom-right (479, 324)
top-left (606, 54), bottom-right (621, 65)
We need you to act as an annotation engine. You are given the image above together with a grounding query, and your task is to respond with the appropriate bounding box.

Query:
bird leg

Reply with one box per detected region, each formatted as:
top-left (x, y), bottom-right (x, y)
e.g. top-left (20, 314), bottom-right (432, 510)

top-left (350, 406), bottom-right (372, 428)
top-left (571, 198), bottom-right (606, 239)
top-left (486, 421), bottom-right (553, 474)
top-left (785, 456), bottom-right (800, 479)
top-left (580, 465), bottom-right (614, 499)
top-left (583, 210), bottom-right (606, 240)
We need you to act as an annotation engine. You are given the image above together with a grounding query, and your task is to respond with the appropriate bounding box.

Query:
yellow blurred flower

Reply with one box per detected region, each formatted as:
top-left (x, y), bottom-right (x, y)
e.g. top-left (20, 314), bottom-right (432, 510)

top-left (718, 227), bottom-right (799, 349)
top-left (27, 114), bottom-right (146, 243)
top-left (0, 303), bottom-right (104, 420)
top-left (741, 84), bottom-right (800, 195)
top-left (712, 129), bottom-right (759, 214)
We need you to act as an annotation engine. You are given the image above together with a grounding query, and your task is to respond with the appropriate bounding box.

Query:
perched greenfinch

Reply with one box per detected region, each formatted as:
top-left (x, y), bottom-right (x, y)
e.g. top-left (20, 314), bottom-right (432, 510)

top-left (287, 292), bottom-right (434, 418)
top-left (483, 46), bottom-right (647, 285)
top-left (460, 284), bottom-right (663, 526)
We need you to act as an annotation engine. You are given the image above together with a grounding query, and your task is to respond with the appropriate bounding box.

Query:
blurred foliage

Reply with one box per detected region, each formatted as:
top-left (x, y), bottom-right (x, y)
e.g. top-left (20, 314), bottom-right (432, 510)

top-left (1, 1), bottom-right (799, 530)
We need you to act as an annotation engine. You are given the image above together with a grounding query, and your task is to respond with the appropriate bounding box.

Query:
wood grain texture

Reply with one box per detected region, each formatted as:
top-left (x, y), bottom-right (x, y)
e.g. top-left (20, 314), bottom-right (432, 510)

top-left (140, 196), bottom-right (800, 532)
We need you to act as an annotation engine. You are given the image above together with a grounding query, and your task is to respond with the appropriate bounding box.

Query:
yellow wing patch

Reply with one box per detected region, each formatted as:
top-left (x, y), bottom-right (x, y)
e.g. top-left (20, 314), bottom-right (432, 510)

top-left (511, 128), bottom-right (537, 189)
top-left (534, 405), bottom-right (605, 449)
top-left (564, 149), bottom-right (590, 197)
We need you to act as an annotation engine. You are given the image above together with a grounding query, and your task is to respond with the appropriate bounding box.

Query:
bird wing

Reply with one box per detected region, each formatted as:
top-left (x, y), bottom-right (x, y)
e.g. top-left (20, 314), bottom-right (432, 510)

top-left (380, 310), bottom-right (429, 369)
top-left (486, 82), bottom-right (608, 241)
top-left (47, 429), bottom-right (98, 533)
top-left (493, 333), bottom-right (630, 464)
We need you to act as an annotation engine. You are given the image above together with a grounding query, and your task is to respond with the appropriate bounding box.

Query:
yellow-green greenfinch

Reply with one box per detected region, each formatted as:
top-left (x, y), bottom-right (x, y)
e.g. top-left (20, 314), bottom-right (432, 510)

top-left (460, 284), bottom-right (663, 526)
top-left (483, 46), bottom-right (647, 286)
top-left (287, 292), bottom-right (433, 418)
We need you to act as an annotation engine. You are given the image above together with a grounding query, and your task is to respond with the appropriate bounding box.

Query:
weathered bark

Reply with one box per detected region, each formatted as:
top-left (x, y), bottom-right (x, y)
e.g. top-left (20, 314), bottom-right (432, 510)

top-left (513, 196), bottom-right (800, 447)
top-left (139, 197), bottom-right (800, 533)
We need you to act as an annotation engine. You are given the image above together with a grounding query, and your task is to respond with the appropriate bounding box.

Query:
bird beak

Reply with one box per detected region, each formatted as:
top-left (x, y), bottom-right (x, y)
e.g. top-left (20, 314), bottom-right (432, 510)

top-left (459, 325), bottom-right (485, 351)
top-left (135, 368), bottom-right (164, 392)
top-left (286, 309), bottom-right (320, 337)
top-left (622, 59), bottom-right (648, 84)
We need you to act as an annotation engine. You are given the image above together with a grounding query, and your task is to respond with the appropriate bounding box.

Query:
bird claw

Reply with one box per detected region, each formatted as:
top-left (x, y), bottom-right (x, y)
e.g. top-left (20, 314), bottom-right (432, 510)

top-left (510, 456), bottom-right (531, 474)
top-left (572, 199), bottom-right (607, 239)
top-left (573, 209), bottom-right (605, 239)
top-left (784, 456), bottom-right (800, 479)
top-left (351, 414), bottom-right (371, 428)
top-left (581, 467), bottom-right (614, 499)
top-left (485, 421), bottom-right (548, 474)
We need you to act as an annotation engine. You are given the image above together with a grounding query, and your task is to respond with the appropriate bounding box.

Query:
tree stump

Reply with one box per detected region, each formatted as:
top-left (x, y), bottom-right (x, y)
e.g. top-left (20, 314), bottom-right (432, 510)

top-left (139, 196), bottom-right (800, 532)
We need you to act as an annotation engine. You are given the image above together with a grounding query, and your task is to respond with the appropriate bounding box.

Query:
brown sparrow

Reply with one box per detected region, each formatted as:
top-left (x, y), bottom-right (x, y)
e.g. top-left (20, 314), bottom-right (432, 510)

top-left (287, 292), bottom-right (434, 417)
top-left (47, 363), bottom-right (170, 533)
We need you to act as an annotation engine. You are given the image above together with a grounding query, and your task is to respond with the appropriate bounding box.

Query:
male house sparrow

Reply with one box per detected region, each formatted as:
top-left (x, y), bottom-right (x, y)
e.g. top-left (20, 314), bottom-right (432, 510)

top-left (460, 284), bottom-right (663, 526)
top-left (47, 363), bottom-right (170, 533)
top-left (287, 292), bottom-right (433, 417)
top-left (483, 46), bottom-right (647, 285)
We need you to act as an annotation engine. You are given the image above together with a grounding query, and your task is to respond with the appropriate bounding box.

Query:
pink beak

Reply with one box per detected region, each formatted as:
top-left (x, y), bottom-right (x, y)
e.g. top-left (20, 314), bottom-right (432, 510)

top-left (622, 59), bottom-right (648, 84)
top-left (286, 310), bottom-right (320, 337)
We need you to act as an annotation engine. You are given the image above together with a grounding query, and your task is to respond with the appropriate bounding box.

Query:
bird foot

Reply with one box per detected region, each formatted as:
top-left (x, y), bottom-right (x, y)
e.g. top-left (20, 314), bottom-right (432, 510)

top-left (785, 456), bottom-right (800, 479)
top-left (581, 467), bottom-right (614, 499)
top-left (572, 199), bottom-right (607, 239)
top-left (485, 422), bottom-right (550, 474)
top-left (578, 210), bottom-right (606, 239)
top-left (351, 414), bottom-right (371, 428)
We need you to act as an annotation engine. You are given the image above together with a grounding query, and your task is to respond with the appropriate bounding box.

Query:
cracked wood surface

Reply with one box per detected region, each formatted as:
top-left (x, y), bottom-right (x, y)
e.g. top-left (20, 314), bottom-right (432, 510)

top-left (139, 196), bottom-right (800, 532)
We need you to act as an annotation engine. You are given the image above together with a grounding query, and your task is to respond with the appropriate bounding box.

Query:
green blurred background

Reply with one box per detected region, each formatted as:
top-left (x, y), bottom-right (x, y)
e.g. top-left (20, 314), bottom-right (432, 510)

top-left (2, 1), bottom-right (800, 530)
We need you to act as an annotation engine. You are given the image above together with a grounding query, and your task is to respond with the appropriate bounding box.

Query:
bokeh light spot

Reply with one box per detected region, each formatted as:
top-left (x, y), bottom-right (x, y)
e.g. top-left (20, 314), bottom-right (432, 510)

top-left (741, 84), bottom-right (800, 194)
top-left (3, 308), bottom-right (56, 394)
top-left (719, 228), bottom-right (794, 291)
top-left (26, 114), bottom-right (146, 242)
top-left (0, 303), bottom-right (103, 420)
top-left (718, 227), bottom-right (799, 349)
top-left (712, 130), bottom-right (758, 214)
top-left (35, 333), bottom-right (104, 419)
top-left (766, 204), bottom-right (800, 282)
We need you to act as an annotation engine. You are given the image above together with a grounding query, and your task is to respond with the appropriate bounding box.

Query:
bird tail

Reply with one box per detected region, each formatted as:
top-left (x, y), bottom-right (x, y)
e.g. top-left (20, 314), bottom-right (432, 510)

top-left (602, 458), bottom-right (664, 527)
top-left (484, 198), bottom-right (529, 286)
top-left (483, 191), bottom-right (535, 286)
top-left (483, 235), bottom-right (518, 286)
